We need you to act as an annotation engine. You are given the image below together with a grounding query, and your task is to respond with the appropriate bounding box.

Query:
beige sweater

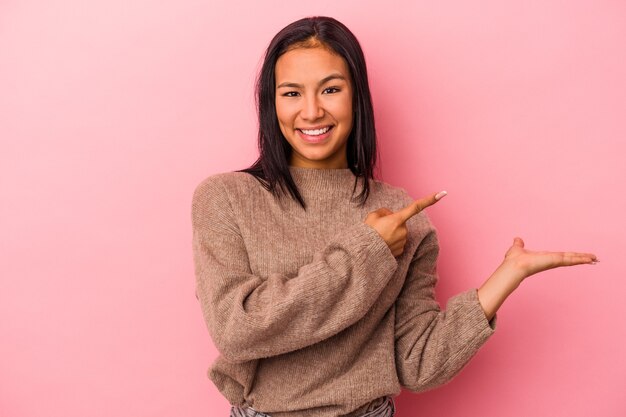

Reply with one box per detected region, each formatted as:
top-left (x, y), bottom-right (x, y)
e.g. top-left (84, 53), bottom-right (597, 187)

top-left (191, 166), bottom-right (496, 417)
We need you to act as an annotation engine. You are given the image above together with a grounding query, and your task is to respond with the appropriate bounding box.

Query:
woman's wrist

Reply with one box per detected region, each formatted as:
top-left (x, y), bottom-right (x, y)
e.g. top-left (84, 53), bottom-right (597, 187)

top-left (477, 261), bottom-right (524, 321)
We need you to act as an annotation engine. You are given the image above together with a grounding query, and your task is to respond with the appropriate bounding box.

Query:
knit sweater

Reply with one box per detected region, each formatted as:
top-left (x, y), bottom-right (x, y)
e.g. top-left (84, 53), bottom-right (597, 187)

top-left (191, 166), bottom-right (496, 417)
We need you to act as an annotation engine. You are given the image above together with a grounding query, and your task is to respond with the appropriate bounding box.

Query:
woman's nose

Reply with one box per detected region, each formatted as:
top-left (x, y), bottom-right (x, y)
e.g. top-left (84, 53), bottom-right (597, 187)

top-left (301, 95), bottom-right (324, 120)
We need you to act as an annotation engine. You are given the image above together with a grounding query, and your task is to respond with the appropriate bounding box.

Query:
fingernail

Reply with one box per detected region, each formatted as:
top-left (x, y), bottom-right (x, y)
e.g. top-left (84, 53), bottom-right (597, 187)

top-left (435, 191), bottom-right (448, 200)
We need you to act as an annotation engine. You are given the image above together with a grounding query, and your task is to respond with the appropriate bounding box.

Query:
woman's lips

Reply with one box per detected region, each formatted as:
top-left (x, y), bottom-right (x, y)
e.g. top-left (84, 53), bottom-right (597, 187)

top-left (297, 126), bottom-right (334, 143)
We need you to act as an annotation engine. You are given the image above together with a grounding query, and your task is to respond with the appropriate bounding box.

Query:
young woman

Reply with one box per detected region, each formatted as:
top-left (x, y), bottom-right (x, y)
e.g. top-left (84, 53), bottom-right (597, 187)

top-left (191, 16), bottom-right (596, 417)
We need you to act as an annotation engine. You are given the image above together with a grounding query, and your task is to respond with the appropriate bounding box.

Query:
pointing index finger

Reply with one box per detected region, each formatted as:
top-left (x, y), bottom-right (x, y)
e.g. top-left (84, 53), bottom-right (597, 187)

top-left (396, 191), bottom-right (447, 223)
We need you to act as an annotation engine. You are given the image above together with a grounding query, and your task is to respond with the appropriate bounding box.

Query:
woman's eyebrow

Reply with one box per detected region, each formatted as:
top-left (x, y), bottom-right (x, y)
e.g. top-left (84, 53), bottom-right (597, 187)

top-left (276, 73), bottom-right (346, 89)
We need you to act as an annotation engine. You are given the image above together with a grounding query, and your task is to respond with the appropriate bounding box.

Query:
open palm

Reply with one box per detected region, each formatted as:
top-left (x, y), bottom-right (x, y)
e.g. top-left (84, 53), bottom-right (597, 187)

top-left (503, 237), bottom-right (597, 279)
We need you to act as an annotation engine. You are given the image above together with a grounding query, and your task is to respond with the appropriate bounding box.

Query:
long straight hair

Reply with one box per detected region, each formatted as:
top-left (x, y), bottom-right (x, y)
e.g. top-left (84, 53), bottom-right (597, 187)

top-left (239, 16), bottom-right (378, 209)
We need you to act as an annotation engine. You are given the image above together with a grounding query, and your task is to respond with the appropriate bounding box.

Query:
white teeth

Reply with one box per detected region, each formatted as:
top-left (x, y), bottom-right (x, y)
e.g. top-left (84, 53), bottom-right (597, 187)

top-left (300, 126), bottom-right (331, 136)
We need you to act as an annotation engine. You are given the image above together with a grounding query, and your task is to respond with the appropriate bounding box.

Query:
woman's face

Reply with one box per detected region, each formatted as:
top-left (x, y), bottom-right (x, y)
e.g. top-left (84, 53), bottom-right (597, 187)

top-left (274, 46), bottom-right (353, 169)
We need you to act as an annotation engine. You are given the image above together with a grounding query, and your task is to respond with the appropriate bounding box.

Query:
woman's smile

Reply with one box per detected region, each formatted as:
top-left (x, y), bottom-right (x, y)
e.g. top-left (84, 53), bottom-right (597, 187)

top-left (297, 125), bottom-right (334, 143)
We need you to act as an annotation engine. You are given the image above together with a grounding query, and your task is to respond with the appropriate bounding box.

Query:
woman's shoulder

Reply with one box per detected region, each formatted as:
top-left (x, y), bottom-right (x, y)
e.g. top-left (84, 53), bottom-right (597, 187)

top-left (192, 170), bottom-right (261, 210)
top-left (369, 177), bottom-right (414, 207)
top-left (194, 170), bottom-right (255, 193)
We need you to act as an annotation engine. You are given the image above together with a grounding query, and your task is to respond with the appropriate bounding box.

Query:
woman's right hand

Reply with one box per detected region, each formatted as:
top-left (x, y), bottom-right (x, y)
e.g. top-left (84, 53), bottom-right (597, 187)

top-left (364, 191), bottom-right (447, 257)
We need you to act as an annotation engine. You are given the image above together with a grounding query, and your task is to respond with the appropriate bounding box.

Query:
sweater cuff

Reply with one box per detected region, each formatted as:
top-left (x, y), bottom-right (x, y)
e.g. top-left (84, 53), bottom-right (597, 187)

top-left (451, 288), bottom-right (497, 333)
top-left (340, 221), bottom-right (398, 282)
top-left (358, 221), bottom-right (398, 267)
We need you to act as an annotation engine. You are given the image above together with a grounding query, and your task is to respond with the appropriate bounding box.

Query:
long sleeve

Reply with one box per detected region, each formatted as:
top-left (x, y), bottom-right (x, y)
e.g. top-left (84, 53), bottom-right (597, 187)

top-left (394, 225), bottom-right (496, 392)
top-left (191, 177), bottom-right (398, 363)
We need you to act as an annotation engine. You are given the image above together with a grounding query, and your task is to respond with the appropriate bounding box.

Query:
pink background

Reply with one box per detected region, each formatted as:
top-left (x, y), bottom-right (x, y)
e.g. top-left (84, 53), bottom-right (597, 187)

top-left (1, 1), bottom-right (625, 416)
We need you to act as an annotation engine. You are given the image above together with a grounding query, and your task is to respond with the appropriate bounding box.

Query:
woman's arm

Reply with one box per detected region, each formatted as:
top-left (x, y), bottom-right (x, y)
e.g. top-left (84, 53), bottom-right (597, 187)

top-left (393, 226), bottom-right (496, 392)
top-left (372, 193), bottom-right (596, 392)
top-left (192, 177), bottom-right (398, 364)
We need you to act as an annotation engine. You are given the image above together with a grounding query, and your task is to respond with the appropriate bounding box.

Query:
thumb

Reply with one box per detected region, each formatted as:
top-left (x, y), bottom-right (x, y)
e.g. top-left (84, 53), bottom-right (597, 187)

top-left (513, 237), bottom-right (525, 248)
top-left (376, 207), bottom-right (394, 216)
top-left (366, 207), bottom-right (393, 220)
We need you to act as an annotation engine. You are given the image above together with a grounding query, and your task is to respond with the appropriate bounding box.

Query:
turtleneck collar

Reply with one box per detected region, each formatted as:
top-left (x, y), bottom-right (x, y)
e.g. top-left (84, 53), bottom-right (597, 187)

top-left (288, 165), bottom-right (366, 199)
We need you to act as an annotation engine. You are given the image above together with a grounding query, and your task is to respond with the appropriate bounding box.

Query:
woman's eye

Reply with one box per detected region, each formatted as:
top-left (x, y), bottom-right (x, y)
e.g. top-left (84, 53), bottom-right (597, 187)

top-left (282, 91), bottom-right (300, 97)
top-left (323, 87), bottom-right (340, 94)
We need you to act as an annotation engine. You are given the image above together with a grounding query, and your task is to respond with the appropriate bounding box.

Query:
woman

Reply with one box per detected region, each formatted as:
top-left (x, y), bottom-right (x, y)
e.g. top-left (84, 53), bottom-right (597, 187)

top-left (191, 16), bottom-right (596, 417)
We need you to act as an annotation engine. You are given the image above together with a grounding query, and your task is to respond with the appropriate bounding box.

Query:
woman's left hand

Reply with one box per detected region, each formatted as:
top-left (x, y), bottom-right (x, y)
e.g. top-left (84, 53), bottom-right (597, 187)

top-left (502, 237), bottom-right (597, 284)
top-left (477, 238), bottom-right (597, 321)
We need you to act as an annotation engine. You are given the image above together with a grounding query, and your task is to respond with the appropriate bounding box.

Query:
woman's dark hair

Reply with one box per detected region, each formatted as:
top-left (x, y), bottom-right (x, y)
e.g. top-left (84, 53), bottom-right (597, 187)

top-left (239, 16), bottom-right (378, 209)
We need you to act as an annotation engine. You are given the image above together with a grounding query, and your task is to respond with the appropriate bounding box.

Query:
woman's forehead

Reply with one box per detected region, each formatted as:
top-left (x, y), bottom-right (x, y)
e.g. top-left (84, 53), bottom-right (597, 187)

top-left (275, 47), bottom-right (349, 82)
